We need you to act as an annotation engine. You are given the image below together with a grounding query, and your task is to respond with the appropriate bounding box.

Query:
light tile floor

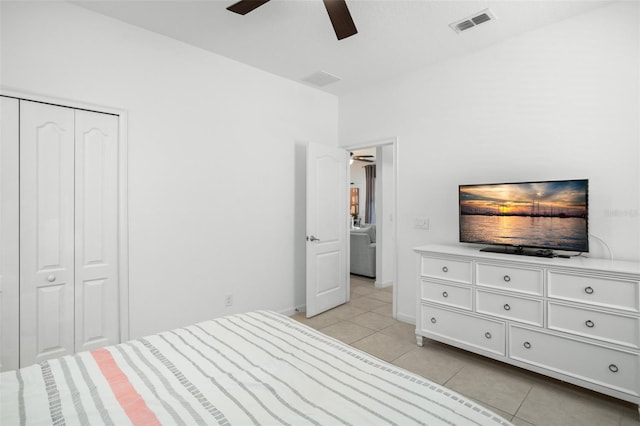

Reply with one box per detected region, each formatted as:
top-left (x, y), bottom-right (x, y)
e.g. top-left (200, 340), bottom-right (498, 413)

top-left (291, 275), bottom-right (640, 426)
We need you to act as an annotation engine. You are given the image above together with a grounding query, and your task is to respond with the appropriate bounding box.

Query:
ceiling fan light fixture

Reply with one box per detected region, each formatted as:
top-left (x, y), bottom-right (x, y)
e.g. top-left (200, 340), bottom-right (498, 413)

top-left (226, 0), bottom-right (358, 40)
top-left (350, 152), bottom-right (375, 163)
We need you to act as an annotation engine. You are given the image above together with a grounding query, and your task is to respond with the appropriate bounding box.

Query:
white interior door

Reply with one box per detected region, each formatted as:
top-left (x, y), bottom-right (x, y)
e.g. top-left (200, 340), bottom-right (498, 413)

top-left (306, 142), bottom-right (349, 317)
top-left (20, 101), bottom-right (75, 366)
top-left (74, 110), bottom-right (120, 353)
top-left (1, 96), bottom-right (20, 371)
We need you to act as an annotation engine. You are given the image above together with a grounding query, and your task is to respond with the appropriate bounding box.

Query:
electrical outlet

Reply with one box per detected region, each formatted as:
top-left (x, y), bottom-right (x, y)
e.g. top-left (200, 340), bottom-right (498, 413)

top-left (224, 294), bottom-right (233, 307)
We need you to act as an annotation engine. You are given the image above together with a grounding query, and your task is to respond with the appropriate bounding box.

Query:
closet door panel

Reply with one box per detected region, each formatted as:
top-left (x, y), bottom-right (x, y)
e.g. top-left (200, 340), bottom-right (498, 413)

top-left (1, 96), bottom-right (20, 371)
top-left (75, 110), bottom-right (119, 352)
top-left (20, 101), bottom-right (75, 366)
top-left (36, 284), bottom-right (69, 354)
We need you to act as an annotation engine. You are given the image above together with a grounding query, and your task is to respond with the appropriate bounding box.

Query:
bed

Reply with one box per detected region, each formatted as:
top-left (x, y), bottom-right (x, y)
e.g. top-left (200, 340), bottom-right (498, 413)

top-left (1, 311), bottom-right (512, 425)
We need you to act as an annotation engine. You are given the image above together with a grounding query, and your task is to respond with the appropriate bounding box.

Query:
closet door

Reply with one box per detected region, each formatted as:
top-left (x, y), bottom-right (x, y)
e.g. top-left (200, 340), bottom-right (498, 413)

top-left (1, 96), bottom-right (20, 371)
top-left (75, 110), bottom-right (120, 352)
top-left (20, 101), bottom-right (75, 366)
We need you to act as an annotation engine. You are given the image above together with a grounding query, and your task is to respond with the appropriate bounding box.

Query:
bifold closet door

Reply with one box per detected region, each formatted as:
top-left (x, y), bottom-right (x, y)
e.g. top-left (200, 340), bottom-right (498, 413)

top-left (74, 109), bottom-right (119, 354)
top-left (20, 101), bottom-right (76, 366)
top-left (20, 101), bottom-right (120, 366)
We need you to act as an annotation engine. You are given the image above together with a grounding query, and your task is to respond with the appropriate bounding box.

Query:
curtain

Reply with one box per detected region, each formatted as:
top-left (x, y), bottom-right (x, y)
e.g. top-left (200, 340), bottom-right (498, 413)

top-left (364, 164), bottom-right (376, 224)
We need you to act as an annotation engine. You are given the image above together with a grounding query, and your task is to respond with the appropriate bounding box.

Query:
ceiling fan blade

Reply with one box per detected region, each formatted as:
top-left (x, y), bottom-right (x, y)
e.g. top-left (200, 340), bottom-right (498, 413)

top-left (227, 0), bottom-right (270, 15)
top-left (322, 0), bottom-right (358, 40)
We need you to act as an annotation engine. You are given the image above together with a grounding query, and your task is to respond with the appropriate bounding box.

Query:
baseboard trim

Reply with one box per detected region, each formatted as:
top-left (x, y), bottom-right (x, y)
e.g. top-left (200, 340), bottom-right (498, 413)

top-left (278, 305), bottom-right (305, 316)
top-left (395, 312), bottom-right (416, 325)
top-left (374, 280), bottom-right (393, 289)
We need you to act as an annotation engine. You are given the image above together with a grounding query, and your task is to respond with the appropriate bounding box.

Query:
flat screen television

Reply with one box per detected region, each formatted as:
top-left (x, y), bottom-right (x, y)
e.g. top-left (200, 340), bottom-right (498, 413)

top-left (459, 179), bottom-right (589, 256)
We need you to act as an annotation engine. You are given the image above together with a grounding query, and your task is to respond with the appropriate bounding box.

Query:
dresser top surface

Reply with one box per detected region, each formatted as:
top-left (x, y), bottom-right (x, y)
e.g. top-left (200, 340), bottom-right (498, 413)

top-left (414, 244), bottom-right (640, 276)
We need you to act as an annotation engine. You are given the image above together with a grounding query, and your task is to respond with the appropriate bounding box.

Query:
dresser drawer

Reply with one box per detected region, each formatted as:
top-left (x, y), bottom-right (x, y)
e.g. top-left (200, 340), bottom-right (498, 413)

top-left (509, 326), bottom-right (640, 396)
top-left (548, 271), bottom-right (640, 312)
top-left (548, 302), bottom-right (640, 348)
top-left (476, 263), bottom-right (543, 295)
top-left (421, 304), bottom-right (505, 356)
top-left (421, 256), bottom-right (472, 284)
top-left (476, 290), bottom-right (543, 326)
top-left (420, 280), bottom-right (472, 310)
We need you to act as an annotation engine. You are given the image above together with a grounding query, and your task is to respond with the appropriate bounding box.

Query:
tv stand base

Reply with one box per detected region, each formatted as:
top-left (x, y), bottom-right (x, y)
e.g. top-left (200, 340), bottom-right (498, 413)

top-left (480, 245), bottom-right (555, 258)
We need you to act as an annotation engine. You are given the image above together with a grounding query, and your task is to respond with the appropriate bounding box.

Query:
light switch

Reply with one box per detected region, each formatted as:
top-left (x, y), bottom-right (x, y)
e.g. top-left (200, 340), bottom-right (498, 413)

top-left (415, 216), bottom-right (429, 230)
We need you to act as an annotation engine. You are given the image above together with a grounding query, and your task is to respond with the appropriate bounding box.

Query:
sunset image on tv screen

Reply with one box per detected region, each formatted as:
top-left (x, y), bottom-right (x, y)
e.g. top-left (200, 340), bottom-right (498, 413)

top-left (460, 180), bottom-right (588, 218)
top-left (459, 180), bottom-right (588, 251)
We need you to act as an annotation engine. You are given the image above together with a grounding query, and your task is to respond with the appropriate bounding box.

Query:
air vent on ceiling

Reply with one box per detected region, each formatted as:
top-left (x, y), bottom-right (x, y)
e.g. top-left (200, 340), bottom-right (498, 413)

top-left (302, 71), bottom-right (341, 87)
top-left (449, 9), bottom-right (496, 33)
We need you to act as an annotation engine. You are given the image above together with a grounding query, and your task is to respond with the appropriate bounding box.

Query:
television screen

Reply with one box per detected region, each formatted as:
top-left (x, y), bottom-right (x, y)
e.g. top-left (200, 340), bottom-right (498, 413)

top-left (459, 179), bottom-right (589, 254)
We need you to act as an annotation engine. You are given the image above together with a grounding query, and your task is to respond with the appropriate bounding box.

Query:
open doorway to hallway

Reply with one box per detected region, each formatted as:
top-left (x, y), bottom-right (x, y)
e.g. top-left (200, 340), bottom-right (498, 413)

top-left (345, 139), bottom-right (397, 318)
top-left (349, 147), bottom-right (377, 279)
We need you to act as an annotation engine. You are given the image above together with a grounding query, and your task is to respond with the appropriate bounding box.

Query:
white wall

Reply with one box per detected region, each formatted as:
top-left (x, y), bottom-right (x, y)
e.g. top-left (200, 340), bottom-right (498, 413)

top-left (1, 1), bottom-right (338, 338)
top-left (339, 2), bottom-right (640, 323)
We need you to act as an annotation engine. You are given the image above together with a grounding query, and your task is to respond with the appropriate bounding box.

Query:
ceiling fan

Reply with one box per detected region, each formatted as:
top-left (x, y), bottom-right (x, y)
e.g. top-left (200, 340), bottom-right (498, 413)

top-left (227, 0), bottom-right (358, 40)
top-left (350, 152), bottom-right (374, 163)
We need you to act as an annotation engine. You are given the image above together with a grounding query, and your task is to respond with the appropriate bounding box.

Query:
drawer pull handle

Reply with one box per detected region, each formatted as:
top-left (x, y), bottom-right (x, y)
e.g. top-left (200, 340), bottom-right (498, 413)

top-left (523, 342), bottom-right (532, 349)
top-left (484, 332), bottom-right (492, 339)
top-left (503, 304), bottom-right (511, 311)
top-left (584, 286), bottom-right (594, 295)
top-left (609, 364), bottom-right (619, 373)
top-left (585, 320), bottom-right (595, 328)
top-left (442, 266), bottom-right (448, 273)
top-left (503, 275), bottom-right (511, 282)
top-left (442, 291), bottom-right (448, 298)
top-left (430, 317), bottom-right (437, 324)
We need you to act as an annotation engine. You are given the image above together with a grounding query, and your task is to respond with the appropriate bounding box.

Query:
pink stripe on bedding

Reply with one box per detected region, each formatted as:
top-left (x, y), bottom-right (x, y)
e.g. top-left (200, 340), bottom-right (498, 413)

top-left (92, 348), bottom-right (161, 426)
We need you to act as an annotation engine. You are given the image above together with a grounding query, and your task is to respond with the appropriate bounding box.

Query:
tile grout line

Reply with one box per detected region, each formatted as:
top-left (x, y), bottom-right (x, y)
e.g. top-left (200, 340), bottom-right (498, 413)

top-left (511, 383), bottom-right (535, 425)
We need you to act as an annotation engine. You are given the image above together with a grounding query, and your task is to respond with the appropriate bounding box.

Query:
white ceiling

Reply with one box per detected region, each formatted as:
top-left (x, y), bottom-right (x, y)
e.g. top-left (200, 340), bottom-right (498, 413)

top-left (74, 0), bottom-right (613, 96)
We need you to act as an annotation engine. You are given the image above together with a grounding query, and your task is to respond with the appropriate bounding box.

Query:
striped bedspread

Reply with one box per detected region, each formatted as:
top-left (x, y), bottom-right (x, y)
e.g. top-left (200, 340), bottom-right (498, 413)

top-left (1, 311), bottom-right (511, 425)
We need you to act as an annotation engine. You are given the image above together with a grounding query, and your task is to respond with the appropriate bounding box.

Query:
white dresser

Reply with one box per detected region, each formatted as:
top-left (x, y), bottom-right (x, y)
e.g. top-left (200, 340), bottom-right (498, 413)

top-left (414, 244), bottom-right (640, 413)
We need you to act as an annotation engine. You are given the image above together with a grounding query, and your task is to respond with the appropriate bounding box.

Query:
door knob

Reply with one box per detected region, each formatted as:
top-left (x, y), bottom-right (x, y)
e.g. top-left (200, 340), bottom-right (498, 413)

top-left (308, 235), bottom-right (321, 242)
top-left (47, 275), bottom-right (56, 282)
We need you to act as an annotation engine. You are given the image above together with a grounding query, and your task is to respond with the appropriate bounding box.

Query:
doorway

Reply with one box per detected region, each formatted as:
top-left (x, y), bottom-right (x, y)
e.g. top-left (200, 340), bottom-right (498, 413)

top-left (344, 138), bottom-right (398, 319)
